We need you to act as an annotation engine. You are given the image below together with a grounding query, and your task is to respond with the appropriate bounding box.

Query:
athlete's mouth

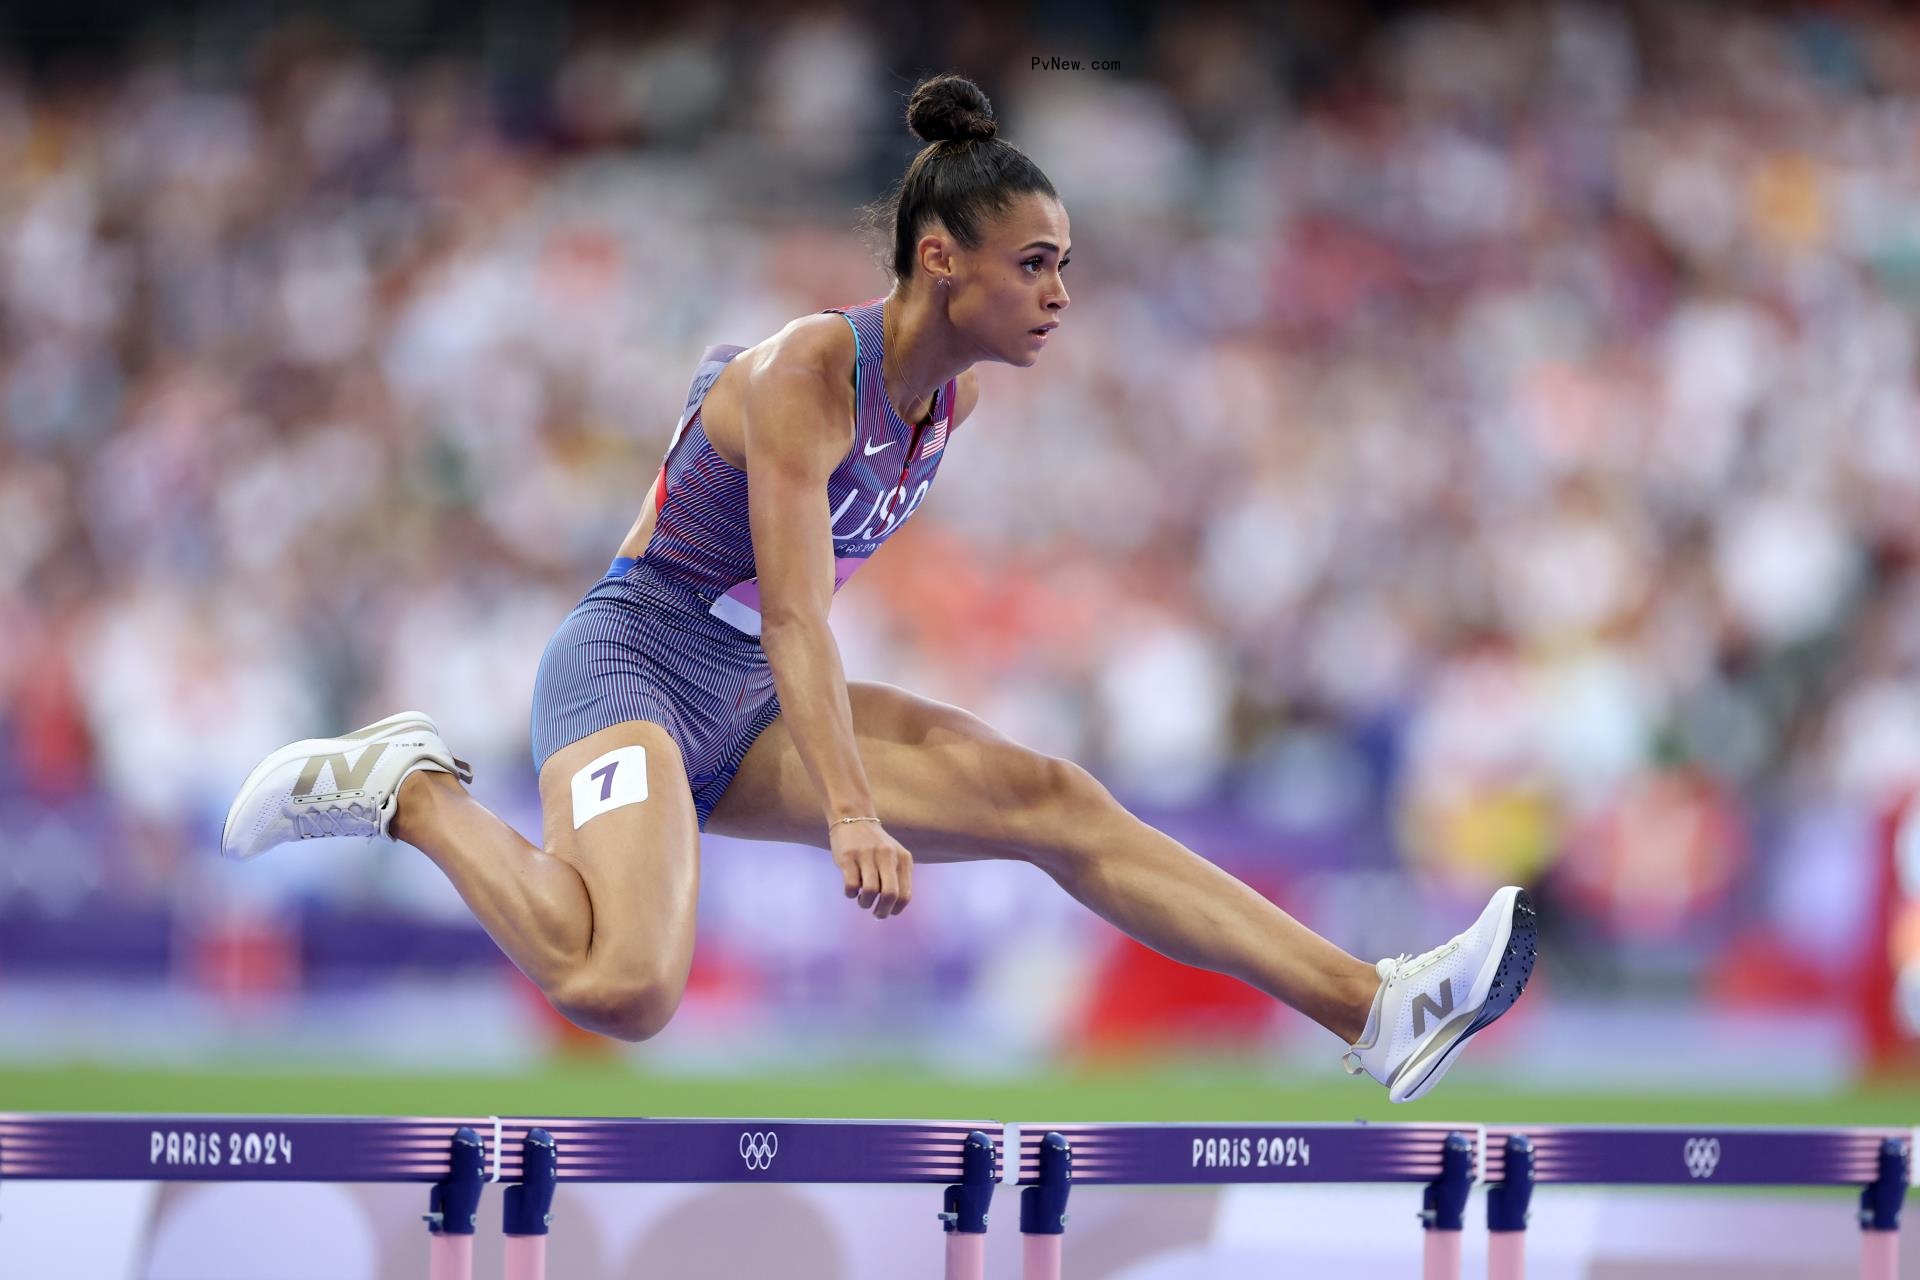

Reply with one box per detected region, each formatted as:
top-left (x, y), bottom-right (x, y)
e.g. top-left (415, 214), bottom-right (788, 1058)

top-left (1029, 323), bottom-right (1058, 336)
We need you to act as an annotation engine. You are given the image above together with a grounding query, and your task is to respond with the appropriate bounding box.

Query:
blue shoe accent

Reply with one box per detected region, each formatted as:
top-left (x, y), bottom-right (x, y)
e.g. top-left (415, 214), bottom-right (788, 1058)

top-left (1465, 889), bottom-right (1537, 1037)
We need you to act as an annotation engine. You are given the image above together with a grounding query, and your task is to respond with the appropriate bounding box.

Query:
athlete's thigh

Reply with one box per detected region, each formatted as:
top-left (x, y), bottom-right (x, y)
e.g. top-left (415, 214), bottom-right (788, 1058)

top-left (538, 719), bottom-right (701, 973)
top-left (705, 680), bottom-right (1062, 862)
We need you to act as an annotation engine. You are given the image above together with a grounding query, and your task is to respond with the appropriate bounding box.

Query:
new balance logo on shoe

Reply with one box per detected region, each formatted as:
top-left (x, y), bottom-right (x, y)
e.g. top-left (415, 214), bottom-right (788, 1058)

top-left (1411, 978), bottom-right (1455, 1037)
top-left (291, 743), bottom-right (389, 798)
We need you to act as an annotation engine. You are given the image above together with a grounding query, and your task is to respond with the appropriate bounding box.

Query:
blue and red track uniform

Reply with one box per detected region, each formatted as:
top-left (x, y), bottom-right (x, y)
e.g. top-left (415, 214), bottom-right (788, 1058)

top-left (529, 298), bottom-right (959, 827)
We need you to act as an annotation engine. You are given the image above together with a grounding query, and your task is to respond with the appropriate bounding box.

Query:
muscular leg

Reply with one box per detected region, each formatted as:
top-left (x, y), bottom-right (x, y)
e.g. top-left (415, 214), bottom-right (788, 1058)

top-left (389, 719), bottom-right (701, 1041)
top-left (707, 682), bottom-right (1381, 1043)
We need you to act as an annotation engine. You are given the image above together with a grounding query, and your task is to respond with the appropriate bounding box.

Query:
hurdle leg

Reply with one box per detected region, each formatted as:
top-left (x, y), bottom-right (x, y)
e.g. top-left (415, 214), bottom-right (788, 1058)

top-left (940, 1130), bottom-right (997, 1280)
top-left (1487, 1134), bottom-right (1535, 1280)
top-left (429, 1236), bottom-right (474, 1280)
top-left (1861, 1233), bottom-right (1897, 1280)
top-left (945, 1233), bottom-right (986, 1279)
top-left (1859, 1137), bottom-right (1908, 1280)
top-left (426, 1127), bottom-right (485, 1280)
top-left (1020, 1132), bottom-right (1071, 1280)
top-left (504, 1128), bottom-right (558, 1280)
top-left (1419, 1132), bottom-right (1472, 1280)
top-left (1488, 1233), bottom-right (1526, 1280)
top-left (1421, 1231), bottom-right (1461, 1280)
top-left (1023, 1235), bottom-right (1064, 1278)
top-left (504, 1237), bottom-right (545, 1280)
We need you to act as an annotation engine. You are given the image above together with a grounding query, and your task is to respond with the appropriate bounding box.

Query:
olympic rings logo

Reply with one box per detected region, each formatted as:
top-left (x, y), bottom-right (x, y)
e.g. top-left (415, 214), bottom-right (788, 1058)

top-left (740, 1131), bottom-right (779, 1171)
top-left (1683, 1137), bottom-right (1721, 1179)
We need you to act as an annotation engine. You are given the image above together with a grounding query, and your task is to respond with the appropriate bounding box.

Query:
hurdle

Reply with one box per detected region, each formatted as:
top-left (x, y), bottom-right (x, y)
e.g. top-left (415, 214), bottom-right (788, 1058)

top-left (1004, 1121), bottom-right (1916, 1279)
top-left (0, 1114), bottom-right (1002, 1280)
top-left (2, 1113), bottom-right (1912, 1274)
top-left (1478, 1124), bottom-right (1915, 1280)
top-left (1002, 1121), bottom-right (1482, 1278)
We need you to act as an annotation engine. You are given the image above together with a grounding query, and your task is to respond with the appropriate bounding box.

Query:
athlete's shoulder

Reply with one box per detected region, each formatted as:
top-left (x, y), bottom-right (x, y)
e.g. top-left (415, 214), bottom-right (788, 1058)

top-left (953, 368), bottom-right (981, 429)
top-left (730, 312), bottom-right (858, 466)
top-left (738, 311), bottom-right (857, 389)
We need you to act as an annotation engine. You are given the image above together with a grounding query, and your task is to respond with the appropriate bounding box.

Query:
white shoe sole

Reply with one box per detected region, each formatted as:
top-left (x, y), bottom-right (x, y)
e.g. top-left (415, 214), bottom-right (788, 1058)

top-left (219, 710), bottom-right (453, 860)
top-left (1390, 887), bottom-right (1538, 1103)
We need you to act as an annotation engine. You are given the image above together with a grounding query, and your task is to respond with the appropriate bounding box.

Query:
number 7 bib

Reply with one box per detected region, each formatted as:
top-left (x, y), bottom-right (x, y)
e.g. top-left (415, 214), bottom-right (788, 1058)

top-left (571, 745), bottom-right (651, 829)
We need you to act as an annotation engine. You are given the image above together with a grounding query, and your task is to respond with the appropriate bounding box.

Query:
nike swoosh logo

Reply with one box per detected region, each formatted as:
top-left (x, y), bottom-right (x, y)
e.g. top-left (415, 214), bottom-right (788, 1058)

top-left (863, 438), bottom-right (896, 456)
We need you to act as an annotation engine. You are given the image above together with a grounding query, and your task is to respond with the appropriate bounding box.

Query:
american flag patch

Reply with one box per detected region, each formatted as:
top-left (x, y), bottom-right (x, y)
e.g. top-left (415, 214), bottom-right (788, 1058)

top-left (919, 417), bottom-right (949, 460)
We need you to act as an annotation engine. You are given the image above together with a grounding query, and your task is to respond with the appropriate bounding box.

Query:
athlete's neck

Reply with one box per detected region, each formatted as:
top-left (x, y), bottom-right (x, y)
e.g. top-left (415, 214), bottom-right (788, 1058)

top-left (880, 287), bottom-right (969, 426)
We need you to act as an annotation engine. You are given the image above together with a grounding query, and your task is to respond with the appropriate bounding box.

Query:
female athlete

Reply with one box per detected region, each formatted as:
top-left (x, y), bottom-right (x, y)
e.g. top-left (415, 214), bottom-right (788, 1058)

top-left (222, 73), bottom-right (1534, 1102)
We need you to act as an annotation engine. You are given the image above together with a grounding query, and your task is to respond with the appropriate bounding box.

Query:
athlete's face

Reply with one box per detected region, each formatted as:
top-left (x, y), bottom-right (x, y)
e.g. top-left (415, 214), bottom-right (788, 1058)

top-left (939, 193), bottom-right (1071, 367)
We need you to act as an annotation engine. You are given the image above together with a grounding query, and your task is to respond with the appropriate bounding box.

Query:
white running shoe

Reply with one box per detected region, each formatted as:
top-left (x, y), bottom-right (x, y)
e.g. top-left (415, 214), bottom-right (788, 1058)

top-left (1341, 886), bottom-right (1537, 1103)
top-left (220, 711), bottom-right (473, 861)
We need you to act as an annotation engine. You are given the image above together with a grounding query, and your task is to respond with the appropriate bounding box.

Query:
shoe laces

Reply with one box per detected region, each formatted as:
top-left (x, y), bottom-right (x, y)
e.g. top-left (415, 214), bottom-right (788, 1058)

top-left (1342, 939), bottom-right (1462, 1082)
top-left (1388, 938), bottom-right (1459, 982)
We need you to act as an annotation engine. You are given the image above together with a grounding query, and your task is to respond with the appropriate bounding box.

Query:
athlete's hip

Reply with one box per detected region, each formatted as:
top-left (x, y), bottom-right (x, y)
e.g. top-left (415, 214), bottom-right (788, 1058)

top-left (530, 558), bottom-right (778, 776)
top-left (574, 557), bottom-right (769, 657)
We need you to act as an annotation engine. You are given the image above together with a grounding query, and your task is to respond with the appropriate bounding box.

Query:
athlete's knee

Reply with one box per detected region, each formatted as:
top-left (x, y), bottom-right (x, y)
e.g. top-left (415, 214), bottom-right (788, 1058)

top-left (550, 965), bottom-right (686, 1043)
top-left (996, 748), bottom-right (1115, 850)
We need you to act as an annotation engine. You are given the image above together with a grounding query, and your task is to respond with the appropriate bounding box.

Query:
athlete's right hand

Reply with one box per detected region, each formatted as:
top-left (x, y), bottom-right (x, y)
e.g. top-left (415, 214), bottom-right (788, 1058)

top-left (829, 820), bottom-right (913, 918)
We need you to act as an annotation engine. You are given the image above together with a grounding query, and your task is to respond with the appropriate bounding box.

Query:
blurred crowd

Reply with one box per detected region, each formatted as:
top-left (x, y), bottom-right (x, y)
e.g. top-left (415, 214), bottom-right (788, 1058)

top-left (5, 2), bottom-right (1920, 995)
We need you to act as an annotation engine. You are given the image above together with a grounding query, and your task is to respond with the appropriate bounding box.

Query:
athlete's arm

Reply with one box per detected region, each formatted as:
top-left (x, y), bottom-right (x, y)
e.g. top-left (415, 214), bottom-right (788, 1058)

top-left (740, 319), bottom-right (913, 918)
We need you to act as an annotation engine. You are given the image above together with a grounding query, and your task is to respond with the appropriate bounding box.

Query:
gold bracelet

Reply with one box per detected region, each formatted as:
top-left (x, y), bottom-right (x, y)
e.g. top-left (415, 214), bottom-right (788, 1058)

top-left (830, 815), bottom-right (882, 831)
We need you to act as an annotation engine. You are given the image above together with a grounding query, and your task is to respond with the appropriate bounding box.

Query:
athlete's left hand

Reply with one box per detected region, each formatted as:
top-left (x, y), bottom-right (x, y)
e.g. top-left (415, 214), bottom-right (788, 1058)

top-left (829, 820), bottom-right (914, 918)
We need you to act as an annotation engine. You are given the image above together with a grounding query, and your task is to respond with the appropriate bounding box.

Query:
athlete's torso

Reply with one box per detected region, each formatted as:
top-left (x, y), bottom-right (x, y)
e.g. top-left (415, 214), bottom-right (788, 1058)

top-left (616, 298), bottom-right (958, 637)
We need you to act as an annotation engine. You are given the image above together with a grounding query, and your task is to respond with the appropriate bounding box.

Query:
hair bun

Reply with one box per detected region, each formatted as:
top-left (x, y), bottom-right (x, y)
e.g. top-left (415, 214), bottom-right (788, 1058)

top-left (906, 74), bottom-right (998, 144)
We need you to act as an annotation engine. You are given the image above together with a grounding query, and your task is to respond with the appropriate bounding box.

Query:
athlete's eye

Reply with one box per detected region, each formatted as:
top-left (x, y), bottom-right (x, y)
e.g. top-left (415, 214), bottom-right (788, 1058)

top-left (1023, 257), bottom-right (1044, 273)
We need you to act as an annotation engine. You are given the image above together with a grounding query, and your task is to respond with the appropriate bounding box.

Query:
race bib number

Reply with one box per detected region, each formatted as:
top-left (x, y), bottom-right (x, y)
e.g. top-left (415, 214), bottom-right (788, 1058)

top-left (571, 745), bottom-right (650, 829)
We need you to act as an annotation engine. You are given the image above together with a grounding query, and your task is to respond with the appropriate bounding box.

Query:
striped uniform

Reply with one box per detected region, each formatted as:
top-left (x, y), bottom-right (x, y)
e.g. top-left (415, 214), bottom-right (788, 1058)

top-left (529, 297), bottom-right (959, 829)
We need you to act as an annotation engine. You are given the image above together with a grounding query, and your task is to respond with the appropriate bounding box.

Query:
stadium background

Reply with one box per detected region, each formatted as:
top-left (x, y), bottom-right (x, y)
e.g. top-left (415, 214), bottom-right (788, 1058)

top-left (5, 0), bottom-right (1920, 1148)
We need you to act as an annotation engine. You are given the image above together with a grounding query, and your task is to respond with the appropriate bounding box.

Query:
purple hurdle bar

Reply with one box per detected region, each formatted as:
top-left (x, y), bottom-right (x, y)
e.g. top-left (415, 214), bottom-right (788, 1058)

top-left (0, 1113), bottom-right (999, 1280)
top-left (1480, 1124), bottom-right (1913, 1280)
top-left (1005, 1121), bottom-right (1480, 1279)
top-left (1005, 1121), bottom-right (1915, 1275)
top-left (4, 1113), bottom-right (1912, 1271)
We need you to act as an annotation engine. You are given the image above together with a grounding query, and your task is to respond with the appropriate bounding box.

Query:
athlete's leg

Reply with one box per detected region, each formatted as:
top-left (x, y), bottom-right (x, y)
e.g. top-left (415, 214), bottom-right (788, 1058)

top-left (390, 720), bottom-right (700, 1042)
top-left (706, 682), bottom-right (1380, 1042)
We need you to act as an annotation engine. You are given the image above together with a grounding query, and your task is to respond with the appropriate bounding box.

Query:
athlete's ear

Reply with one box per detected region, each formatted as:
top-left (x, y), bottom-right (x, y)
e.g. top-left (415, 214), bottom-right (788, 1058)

top-left (916, 232), bottom-right (957, 290)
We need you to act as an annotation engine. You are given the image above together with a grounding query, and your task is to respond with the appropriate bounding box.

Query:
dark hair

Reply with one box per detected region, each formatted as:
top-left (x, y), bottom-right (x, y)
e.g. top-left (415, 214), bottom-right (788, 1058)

top-left (869, 74), bottom-right (1057, 283)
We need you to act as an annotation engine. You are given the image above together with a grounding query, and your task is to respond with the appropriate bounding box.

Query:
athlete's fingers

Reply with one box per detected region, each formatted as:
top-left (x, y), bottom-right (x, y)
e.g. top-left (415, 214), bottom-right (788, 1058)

top-left (873, 851), bottom-right (899, 918)
top-left (856, 851), bottom-right (881, 910)
top-left (836, 850), bottom-right (861, 899)
top-left (892, 850), bottom-right (913, 916)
